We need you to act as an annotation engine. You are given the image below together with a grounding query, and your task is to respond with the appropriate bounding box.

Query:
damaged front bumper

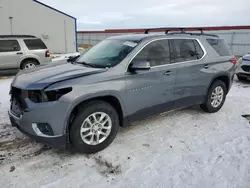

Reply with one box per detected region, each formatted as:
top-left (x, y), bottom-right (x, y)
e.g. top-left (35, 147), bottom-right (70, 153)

top-left (8, 98), bottom-right (72, 149)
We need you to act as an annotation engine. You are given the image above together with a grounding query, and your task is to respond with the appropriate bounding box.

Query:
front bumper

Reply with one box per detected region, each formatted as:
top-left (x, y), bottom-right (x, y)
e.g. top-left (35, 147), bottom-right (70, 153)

top-left (8, 99), bottom-right (72, 149)
top-left (236, 72), bottom-right (250, 78)
top-left (9, 113), bottom-right (66, 148)
top-left (236, 68), bottom-right (250, 78)
top-left (236, 62), bottom-right (250, 78)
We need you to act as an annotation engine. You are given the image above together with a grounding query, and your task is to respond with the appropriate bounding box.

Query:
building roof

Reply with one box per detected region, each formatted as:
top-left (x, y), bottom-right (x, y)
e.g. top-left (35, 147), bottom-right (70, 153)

top-left (78, 25), bottom-right (250, 34)
top-left (33, 0), bottom-right (76, 20)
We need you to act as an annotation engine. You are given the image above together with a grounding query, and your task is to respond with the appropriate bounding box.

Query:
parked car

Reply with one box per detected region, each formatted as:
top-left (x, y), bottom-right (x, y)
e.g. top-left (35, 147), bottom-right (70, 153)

top-left (236, 54), bottom-right (250, 81)
top-left (9, 29), bottom-right (237, 153)
top-left (0, 35), bottom-right (51, 70)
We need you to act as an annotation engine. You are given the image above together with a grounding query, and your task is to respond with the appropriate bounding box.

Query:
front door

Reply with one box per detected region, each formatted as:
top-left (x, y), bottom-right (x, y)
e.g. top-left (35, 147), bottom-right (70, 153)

top-left (125, 39), bottom-right (176, 123)
top-left (0, 40), bottom-right (22, 69)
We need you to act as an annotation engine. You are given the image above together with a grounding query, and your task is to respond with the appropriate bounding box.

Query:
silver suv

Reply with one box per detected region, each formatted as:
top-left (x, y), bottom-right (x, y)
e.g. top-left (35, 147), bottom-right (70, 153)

top-left (9, 29), bottom-right (237, 153)
top-left (0, 35), bottom-right (51, 70)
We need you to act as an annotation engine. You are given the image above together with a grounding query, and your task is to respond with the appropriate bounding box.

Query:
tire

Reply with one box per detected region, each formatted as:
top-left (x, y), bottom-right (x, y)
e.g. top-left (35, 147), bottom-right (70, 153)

top-left (237, 75), bottom-right (247, 81)
top-left (21, 60), bottom-right (38, 70)
top-left (70, 100), bottom-right (119, 153)
top-left (200, 80), bottom-right (227, 113)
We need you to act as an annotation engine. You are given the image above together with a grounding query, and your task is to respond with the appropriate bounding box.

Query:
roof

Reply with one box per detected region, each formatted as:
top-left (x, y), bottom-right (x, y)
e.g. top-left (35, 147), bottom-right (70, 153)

top-left (0, 35), bottom-right (39, 39)
top-left (33, 0), bottom-right (76, 20)
top-left (109, 34), bottom-right (156, 41)
top-left (78, 25), bottom-right (250, 34)
top-left (0, 35), bottom-right (36, 38)
top-left (108, 33), bottom-right (217, 42)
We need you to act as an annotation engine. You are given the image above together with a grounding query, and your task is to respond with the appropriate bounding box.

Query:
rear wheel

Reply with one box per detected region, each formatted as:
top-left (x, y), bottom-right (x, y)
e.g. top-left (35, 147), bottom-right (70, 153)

top-left (21, 60), bottom-right (38, 70)
top-left (70, 100), bottom-right (119, 153)
top-left (237, 75), bottom-right (247, 81)
top-left (200, 80), bottom-right (227, 113)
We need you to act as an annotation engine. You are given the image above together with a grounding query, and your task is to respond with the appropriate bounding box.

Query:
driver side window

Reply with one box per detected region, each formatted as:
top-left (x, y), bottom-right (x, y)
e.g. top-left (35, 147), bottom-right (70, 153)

top-left (131, 39), bottom-right (170, 67)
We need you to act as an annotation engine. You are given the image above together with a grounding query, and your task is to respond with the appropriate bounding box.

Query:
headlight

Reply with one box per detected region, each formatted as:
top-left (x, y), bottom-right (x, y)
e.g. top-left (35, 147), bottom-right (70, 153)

top-left (45, 87), bottom-right (72, 102)
top-left (28, 87), bottom-right (72, 103)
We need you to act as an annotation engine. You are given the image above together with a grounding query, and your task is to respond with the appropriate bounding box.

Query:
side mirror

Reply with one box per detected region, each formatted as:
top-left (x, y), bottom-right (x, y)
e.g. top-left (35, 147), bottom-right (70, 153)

top-left (67, 55), bottom-right (80, 63)
top-left (129, 61), bottom-right (150, 72)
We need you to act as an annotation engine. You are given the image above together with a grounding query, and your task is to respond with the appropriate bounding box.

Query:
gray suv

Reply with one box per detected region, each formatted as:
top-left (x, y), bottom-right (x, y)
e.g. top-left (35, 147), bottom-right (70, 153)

top-left (9, 29), bottom-right (236, 153)
top-left (0, 35), bottom-right (51, 70)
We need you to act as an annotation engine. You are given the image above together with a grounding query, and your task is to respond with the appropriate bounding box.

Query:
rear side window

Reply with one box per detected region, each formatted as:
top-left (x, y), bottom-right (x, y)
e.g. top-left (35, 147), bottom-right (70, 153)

top-left (206, 38), bottom-right (232, 56)
top-left (0, 40), bottom-right (20, 52)
top-left (24, 39), bottom-right (47, 50)
top-left (172, 39), bottom-right (204, 63)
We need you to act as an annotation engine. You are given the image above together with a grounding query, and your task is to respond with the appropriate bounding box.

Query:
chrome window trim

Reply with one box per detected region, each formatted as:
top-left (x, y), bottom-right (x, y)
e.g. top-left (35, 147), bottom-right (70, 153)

top-left (126, 37), bottom-right (207, 71)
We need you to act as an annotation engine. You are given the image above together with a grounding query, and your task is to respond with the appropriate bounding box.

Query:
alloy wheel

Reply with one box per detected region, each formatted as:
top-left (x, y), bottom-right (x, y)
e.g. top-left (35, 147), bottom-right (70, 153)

top-left (210, 86), bottom-right (224, 108)
top-left (80, 112), bottom-right (112, 145)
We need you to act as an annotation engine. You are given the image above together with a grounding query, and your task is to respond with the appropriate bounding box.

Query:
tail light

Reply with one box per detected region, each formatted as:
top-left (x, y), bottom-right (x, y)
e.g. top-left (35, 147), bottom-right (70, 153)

top-left (45, 49), bottom-right (50, 57)
top-left (229, 57), bottom-right (237, 64)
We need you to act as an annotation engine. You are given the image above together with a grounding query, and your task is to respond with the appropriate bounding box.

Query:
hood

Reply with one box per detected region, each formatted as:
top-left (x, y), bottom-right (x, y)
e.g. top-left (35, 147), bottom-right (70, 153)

top-left (12, 60), bottom-right (107, 90)
top-left (242, 54), bottom-right (250, 61)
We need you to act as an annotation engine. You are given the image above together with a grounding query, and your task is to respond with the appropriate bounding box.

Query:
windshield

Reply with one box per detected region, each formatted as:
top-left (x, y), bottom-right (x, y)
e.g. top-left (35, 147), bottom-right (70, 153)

top-left (76, 39), bottom-right (138, 68)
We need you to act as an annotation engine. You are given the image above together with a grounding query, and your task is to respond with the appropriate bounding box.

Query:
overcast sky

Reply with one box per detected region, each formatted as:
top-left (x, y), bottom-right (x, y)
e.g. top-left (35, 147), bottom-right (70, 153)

top-left (40, 0), bottom-right (250, 31)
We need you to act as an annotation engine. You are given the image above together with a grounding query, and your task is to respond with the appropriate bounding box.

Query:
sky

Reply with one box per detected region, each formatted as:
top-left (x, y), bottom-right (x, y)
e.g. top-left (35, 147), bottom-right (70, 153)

top-left (40, 0), bottom-right (250, 31)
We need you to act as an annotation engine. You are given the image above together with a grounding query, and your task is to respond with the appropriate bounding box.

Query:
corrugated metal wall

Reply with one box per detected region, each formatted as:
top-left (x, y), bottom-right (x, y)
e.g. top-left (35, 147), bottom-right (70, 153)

top-left (77, 29), bottom-right (250, 56)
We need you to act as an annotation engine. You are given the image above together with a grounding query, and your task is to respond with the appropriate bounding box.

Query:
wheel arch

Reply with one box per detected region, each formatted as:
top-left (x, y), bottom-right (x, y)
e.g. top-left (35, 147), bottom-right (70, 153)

top-left (207, 73), bottom-right (230, 94)
top-left (64, 94), bottom-right (126, 140)
top-left (20, 58), bottom-right (40, 69)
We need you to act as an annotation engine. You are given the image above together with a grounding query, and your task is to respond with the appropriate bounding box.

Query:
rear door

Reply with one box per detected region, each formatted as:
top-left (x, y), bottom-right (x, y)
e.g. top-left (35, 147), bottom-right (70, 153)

top-left (23, 39), bottom-right (48, 63)
top-left (170, 38), bottom-right (209, 108)
top-left (125, 39), bottom-right (176, 122)
top-left (0, 40), bottom-right (22, 69)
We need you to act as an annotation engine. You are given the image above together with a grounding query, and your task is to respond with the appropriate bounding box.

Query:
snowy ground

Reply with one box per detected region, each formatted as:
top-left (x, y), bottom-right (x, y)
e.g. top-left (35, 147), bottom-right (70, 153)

top-left (51, 52), bottom-right (80, 61)
top-left (0, 77), bottom-right (250, 188)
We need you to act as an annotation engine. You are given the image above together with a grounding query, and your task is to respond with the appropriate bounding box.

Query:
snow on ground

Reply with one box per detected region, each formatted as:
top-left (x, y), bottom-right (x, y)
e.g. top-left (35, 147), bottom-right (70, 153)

top-left (51, 53), bottom-right (80, 62)
top-left (0, 77), bottom-right (250, 188)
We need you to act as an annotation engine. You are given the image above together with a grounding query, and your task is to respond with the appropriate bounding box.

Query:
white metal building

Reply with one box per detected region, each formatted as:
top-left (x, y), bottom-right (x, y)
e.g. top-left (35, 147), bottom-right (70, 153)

top-left (78, 26), bottom-right (250, 56)
top-left (0, 0), bottom-right (77, 53)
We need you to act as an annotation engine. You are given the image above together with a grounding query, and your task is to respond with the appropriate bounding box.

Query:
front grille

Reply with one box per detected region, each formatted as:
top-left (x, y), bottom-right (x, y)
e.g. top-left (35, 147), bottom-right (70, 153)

top-left (242, 65), bottom-right (250, 72)
top-left (10, 87), bottom-right (27, 117)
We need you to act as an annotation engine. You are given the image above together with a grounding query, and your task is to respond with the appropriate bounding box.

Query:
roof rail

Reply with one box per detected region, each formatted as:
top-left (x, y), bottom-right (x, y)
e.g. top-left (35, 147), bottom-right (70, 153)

top-left (144, 27), bottom-right (219, 37)
top-left (144, 27), bottom-right (182, 34)
top-left (0, 35), bottom-right (36, 38)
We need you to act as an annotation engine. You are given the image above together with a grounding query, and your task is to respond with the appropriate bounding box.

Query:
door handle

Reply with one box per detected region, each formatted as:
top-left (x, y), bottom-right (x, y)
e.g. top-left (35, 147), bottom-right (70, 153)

top-left (203, 64), bottom-right (210, 69)
top-left (164, 71), bottom-right (172, 76)
top-left (16, 52), bottom-right (23, 55)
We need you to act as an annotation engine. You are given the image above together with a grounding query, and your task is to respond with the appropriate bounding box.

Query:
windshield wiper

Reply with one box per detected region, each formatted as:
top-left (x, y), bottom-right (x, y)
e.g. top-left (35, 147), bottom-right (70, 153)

top-left (75, 61), bottom-right (96, 68)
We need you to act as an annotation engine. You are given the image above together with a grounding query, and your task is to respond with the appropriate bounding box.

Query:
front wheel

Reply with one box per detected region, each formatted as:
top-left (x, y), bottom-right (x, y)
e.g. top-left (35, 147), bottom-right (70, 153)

top-left (200, 80), bottom-right (227, 113)
top-left (70, 100), bottom-right (119, 153)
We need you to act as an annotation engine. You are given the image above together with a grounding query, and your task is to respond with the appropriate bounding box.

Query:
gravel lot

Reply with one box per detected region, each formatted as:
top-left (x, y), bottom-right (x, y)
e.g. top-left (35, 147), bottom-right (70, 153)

top-left (0, 77), bottom-right (250, 188)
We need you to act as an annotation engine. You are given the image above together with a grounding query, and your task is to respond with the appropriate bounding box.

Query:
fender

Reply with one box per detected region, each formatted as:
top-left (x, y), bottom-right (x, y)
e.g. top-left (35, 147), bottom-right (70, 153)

top-left (206, 72), bottom-right (231, 94)
top-left (62, 90), bottom-right (126, 133)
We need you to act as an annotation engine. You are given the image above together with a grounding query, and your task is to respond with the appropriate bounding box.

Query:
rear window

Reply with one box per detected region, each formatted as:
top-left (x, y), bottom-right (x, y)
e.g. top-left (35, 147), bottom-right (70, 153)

top-left (24, 39), bottom-right (47, 50)
top-left (206, 39), bottom-right (232, 56)
top-left (0, 40), bottom-right (20, 52)
top-left (171, 39), bottom-right (204, 63)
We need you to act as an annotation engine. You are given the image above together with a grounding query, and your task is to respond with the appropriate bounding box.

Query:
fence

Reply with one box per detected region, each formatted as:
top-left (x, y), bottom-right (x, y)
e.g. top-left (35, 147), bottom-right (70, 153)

top-left (77, 28), bottom-right (250, 56)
